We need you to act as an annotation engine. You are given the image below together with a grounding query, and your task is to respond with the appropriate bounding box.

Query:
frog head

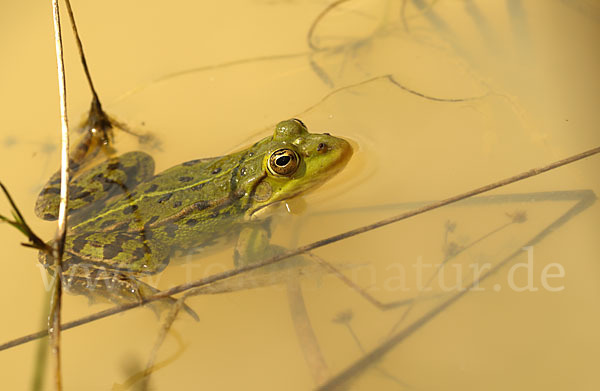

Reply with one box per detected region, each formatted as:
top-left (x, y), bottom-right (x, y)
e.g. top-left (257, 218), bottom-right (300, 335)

top-left (247, 119), bottom-right (353, 217)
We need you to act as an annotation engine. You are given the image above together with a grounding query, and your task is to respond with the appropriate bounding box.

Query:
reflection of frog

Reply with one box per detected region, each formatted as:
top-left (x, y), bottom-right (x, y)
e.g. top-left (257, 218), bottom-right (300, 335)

top-left (35, 119), bottom-right (352, 312)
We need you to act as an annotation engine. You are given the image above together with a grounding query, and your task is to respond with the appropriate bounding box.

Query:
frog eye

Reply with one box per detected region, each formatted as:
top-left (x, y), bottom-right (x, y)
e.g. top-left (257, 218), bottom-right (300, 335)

top-left (267, 148), bottom-right (300, 176)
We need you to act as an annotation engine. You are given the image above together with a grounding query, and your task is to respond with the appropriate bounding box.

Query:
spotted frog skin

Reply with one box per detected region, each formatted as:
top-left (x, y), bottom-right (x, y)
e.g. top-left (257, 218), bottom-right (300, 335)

top-left (35, 119), bottom-right (352, 309)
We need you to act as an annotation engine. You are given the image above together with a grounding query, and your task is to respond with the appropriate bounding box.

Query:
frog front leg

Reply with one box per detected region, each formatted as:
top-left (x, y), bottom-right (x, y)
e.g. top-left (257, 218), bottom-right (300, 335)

top-left (234, 220), bottom-right (272, 267)
top-left (234, 219), bottom-right (305, 272)
top-left (35, 151), bottom-right (155, 221)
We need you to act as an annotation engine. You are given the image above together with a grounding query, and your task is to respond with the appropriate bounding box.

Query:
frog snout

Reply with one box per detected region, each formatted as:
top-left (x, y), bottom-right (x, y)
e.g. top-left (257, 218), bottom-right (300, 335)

top-left (330, 137), bottom-right (353, 166)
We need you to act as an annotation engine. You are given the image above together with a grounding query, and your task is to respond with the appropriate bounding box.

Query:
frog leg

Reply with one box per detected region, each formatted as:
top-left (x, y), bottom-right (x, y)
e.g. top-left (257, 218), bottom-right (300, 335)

top-left (35, 151), bottom-right (155, 221)
top-left (53, 256), bottom-right (199, 321)
top-left (233, 220), bottom-right (272, 267)
top-left (233, 219), bottom-right (306, 271)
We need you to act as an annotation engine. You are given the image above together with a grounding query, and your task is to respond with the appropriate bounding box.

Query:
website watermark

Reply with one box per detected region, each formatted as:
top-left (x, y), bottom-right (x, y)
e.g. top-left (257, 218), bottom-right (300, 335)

top-left (36, 246), bottom-right (565, 294)
top-left (344, 246), bottom-right (565, 294)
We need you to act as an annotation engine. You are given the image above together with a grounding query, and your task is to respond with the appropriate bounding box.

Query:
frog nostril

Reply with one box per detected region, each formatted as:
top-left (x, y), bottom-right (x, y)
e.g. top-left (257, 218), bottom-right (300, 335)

top-left (323, 132), bottom-right (331, 136)
top-left (317, 142), bottom-right (327, 152)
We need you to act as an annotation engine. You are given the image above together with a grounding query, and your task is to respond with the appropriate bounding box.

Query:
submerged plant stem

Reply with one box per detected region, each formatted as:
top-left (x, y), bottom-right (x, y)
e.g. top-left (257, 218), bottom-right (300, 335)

top-left (286, 279), bottom-right (329, 385)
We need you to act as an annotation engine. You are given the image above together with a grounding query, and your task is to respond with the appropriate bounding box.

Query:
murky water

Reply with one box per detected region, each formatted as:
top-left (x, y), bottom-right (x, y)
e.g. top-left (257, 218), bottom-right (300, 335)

top-left (0, 1), bottom-right (599, 390)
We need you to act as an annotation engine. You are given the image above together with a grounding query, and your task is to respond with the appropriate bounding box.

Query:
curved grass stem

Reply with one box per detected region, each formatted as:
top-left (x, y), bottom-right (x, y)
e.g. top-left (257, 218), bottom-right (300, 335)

top-left (50, 0), bottom-right (71, 389)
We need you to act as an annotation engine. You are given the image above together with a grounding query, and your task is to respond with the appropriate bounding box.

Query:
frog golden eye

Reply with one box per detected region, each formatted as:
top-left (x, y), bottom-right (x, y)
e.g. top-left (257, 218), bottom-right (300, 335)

top-left (267, 148), bottom-right (300, 176)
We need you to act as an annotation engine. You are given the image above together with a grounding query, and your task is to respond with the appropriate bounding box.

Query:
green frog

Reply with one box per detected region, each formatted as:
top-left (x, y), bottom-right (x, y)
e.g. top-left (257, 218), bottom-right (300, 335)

top-left (34, 119), bottom-right (352, 315)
